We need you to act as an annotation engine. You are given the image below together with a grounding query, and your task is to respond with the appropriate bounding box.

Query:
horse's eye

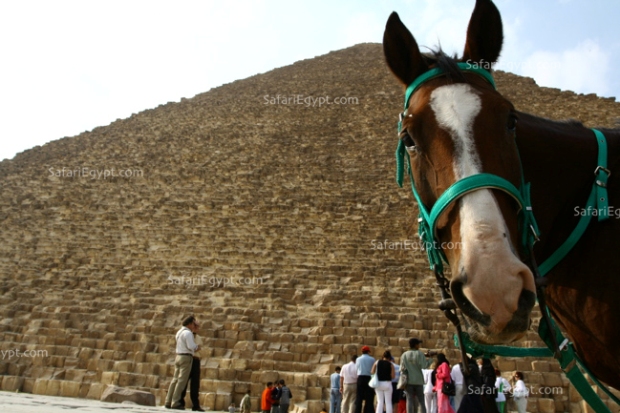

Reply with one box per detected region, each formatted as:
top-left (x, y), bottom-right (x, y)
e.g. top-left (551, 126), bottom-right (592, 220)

top-left (507, 114), bottom-right (518, 132)
top-left (401, 131), bottom-right (416, 149)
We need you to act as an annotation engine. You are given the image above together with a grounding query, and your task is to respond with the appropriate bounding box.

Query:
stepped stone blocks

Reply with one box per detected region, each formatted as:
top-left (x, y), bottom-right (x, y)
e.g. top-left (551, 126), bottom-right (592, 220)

top-left (0, 44), bottom-right (619, 413)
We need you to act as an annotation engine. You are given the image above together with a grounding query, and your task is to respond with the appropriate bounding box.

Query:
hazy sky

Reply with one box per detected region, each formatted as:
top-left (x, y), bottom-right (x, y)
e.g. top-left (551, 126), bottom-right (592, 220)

top-left (1, 0), bottom-right (619, 161)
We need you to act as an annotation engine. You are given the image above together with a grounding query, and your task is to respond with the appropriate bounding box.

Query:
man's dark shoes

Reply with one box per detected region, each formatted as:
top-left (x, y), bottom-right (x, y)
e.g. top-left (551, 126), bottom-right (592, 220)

top-left (192, 408), bottom-right (205, 412)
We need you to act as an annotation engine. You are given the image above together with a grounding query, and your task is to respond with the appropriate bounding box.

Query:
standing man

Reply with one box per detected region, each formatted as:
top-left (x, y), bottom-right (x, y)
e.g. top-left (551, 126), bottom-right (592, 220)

top-left (240, 390), bottom-right (252, 413)
top-left (330, 366), bottom-right (342, 413)
top-left (279, 379), bottom-right (293, 413)
top-left (354, 346), bottom-right (376, 413)
top-left (261, 382), bottom-right (274, 413)
top-left (340, 355), bottom-right (358, 413)
top-left (165, 315), bottom-right (200, 410)
top-left (400, 338), bottom-right (433, 413)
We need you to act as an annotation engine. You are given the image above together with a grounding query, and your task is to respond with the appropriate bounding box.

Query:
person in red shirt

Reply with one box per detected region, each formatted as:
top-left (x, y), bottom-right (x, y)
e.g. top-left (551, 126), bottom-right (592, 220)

top-left (261, 382), bottom-right (274, 413)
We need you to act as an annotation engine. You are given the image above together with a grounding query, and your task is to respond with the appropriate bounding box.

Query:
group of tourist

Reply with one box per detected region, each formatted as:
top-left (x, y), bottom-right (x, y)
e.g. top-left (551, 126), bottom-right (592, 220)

top-left (331, 347), bottom-right (404, 413)
top-left (261, 380), bottom-right (294, 413)
top-left (329, 340), bottom-right (529, 413)
top-left (164, 317), bottom-right (528, 413)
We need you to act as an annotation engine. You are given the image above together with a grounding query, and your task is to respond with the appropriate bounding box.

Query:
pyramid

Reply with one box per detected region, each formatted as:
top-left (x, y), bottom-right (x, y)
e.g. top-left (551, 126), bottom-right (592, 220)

top-left (1, 43), bottom-right (619, 413)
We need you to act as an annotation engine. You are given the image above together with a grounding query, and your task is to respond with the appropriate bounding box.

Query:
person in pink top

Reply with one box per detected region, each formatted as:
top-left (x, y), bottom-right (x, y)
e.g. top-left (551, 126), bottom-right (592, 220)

top-left (432, 354), bottom-right (454, 413)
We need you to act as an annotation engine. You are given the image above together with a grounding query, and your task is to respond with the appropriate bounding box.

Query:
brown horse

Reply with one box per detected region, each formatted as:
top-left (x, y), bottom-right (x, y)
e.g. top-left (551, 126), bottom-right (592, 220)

top-left (383, 0), bottom-right (620, 390)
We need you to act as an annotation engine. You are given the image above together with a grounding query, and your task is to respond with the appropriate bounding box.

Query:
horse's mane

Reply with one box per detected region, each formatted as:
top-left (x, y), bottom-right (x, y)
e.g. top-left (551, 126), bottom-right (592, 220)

top-left (422, 49), bottom-right (466, 83)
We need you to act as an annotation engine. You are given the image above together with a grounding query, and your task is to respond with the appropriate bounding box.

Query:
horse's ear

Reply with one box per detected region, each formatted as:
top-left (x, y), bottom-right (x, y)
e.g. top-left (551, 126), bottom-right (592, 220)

top-left (462, 0), bottom-right (503, 67)
top-left (383, 12), bottom-right (428, 86)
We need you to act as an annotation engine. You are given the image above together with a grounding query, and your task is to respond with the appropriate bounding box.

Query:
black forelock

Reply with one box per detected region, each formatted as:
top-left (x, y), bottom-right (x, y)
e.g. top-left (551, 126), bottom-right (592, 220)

top-left (422, 48), bottom-right (467, 83)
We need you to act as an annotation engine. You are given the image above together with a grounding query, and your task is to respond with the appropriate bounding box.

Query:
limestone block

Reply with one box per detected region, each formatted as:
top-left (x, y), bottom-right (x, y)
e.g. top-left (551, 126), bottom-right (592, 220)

top-left (261, 371), bottom-right (279, 383)
top-left (532, 360), bottom-right (550, 372)
top-left (293, 373), bottom-right (307, 387)
top-left (307, 400), bottom-right (324, 413)
top-left (100, 385), bottom-right (156, 406)
top-left (216, 380), bottom-right (234, 393)
top-left (515, 360), bottom-right (531, 372)
top-left (247, 359), bottom-right (261, 371)
top-left (235, 382), bottom-right (251, 394)
top-left (1, 376), bottom-right (24, 391)
top-left (79, 383), bottom-right (91, 398)
top-left (237, 370), bottom-right (252, 382)
top-left (306, 374), bottom-right (318, 387)
top-left (45, 379), bottom-right (61, 396)
top-left (306, 387), bottom-right (322, 400)
top-left (318, 376), bottom-right (331, 388)
top-left (215, 393), bottom-right (231, 411)
top-left (569, 402), bottom-right (583, 413)
top-left (60, 380), bottom-right (81, 397)
top-left (205, 367), bottom-right (218, 379)
top-left (275, 352), bottom-right (295, 362)
top-left (528, 372), bottom-right (544, 385)
top-left (113, 360), bottom-right (134, 372)
top-left (117, 373), bottom-right (146, 387)
top-left (144, 375), bottom-right (159, 388)
top-left (101, 371), bottom-right (120, 385)
top-left (543, 373), bottom-right (564, 388)
top-left (497, 359), bottom-right (516, 373)
top-left (32, 379), bottom-right (48, 395)
top-left (203, 393), bottom-right (216, 410)
top-left (23, 378), bottom-right (35, 393)
top-left (220, 367), bottom-right (242, 383)
top-left (536, 397), bottom-right (555, 413)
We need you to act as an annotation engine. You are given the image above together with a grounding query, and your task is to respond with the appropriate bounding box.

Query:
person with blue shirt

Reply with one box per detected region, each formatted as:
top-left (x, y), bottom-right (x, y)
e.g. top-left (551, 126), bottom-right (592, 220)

top-left (355, 346), bottom-right (376, 413)
top-left (330, 366), bottom-right (342, 413)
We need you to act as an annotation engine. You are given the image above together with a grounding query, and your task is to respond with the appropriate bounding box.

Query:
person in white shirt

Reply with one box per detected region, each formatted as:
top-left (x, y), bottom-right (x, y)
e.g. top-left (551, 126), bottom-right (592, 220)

top-left (340, 355), bottom-right (358, 413)
top-left (511, 371), bottom-right (528, 413)
top-left (422, 364), bottom-right (436, 413)
top-left (449, 363), bottom-right (465, 411)
top-left (165, 315), bottom-right (200, 409)
top-left (494, 369), bottom-right (511, 413)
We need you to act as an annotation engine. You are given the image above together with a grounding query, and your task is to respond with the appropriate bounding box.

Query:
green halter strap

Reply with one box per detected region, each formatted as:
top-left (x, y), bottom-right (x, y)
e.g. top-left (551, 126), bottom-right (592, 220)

top-left (395, 63), bottom-right (616, 412)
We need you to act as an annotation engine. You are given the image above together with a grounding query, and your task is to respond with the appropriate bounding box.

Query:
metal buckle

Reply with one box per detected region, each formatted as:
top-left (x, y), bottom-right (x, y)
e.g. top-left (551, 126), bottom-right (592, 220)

top-left (562, 358), bottom-right (577, 374)
top-left (594, 166), bottom-right (611, 177)
top-left (530, 225), bottom-right (540, 243)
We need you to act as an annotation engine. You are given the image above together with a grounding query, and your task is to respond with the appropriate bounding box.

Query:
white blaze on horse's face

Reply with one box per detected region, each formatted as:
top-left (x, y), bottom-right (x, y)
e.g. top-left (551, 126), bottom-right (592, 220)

top-left (430, 84), bottom-right (534, 335)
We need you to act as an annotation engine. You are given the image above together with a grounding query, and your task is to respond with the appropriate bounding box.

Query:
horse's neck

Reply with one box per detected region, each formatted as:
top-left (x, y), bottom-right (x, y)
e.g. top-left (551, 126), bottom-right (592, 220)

top-left (516, 112), bottom-right (620, 258)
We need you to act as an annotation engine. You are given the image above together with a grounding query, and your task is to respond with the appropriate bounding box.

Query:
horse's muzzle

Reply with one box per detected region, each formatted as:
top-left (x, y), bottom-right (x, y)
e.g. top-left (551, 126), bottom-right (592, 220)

top-left (450, 280), bottom-right (536, 343)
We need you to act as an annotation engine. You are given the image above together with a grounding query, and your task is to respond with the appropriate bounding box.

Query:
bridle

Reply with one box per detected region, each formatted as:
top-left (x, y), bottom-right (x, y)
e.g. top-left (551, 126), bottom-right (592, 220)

top-left (394, 62), bottom-right (614, 398)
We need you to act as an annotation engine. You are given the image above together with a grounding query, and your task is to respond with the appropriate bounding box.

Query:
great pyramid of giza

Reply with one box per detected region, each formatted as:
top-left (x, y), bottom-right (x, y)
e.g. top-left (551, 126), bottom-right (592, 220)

top-left (1, 43), bottom-right (619, 413)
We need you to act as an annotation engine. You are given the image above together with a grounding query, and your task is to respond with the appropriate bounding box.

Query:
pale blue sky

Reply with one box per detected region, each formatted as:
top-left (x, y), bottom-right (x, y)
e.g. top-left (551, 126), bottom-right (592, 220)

top-left (1, 0), bottom-right (618, 161)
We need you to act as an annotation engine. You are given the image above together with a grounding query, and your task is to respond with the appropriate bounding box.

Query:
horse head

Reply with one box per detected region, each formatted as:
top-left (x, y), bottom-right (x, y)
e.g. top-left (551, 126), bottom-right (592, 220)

top-left (383, 0), bottom-right (536, 344)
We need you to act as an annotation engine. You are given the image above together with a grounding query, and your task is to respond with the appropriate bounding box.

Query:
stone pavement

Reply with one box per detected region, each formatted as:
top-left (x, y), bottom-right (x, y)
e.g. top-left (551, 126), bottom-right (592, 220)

top-left (0, 390), bottom-right (164, 413)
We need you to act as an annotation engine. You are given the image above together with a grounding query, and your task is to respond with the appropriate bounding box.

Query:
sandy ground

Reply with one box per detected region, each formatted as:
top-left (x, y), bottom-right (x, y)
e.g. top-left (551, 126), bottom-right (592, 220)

top-left (0, 391), bottom-right (169, 413)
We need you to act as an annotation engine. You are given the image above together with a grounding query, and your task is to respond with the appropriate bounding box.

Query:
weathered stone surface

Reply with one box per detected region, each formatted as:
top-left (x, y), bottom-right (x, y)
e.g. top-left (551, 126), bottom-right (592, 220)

top-left (100, 385), bottom-right (155, 406)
